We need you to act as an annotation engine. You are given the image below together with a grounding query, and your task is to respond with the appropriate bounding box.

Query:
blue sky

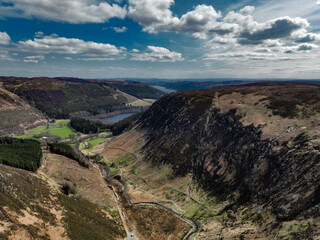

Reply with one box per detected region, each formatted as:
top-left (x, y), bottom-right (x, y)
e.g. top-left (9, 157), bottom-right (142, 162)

top-left (0, 0), bottom-right (319, 79)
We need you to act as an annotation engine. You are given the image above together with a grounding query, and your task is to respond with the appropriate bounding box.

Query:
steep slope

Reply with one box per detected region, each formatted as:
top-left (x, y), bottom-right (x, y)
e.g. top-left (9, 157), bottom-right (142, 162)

top-left (0, 83), bottom-right (46, 136)
top-left (0, 139), bottom-right (126, 240)
top-left (136, 82), bottom-right (320, 237)
top-left (0, 163), bottom-right (125, 240)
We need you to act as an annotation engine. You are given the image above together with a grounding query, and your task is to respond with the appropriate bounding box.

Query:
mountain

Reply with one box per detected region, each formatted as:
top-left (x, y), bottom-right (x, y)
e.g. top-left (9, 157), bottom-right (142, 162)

top-left (1, 78), bottom-right (320, 239)
top-left (91, 79), bottom-right (165, 99)
top-left (133, 82), bottom-right (320, 238)
top-left (0, 76), bottom-right (164, 120)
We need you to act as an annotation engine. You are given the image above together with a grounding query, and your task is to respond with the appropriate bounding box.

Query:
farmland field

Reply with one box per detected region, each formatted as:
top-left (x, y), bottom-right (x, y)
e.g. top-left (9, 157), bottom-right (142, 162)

top-left (17, 120), bottom-right (76, 140)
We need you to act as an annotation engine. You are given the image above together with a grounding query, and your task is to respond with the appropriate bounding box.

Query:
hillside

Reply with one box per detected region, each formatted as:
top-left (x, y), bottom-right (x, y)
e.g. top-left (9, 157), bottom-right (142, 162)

top-left (0, 82), bottom-right (46, 136)
top-left (0, 77), bottom-right (164, 119)
top-left (2, 80), bottom-right (319, 239)
top-left (131, 82), bottom-right (320, 238)
top-left (93, 80), bottom-right (165, 99)
top-left (0, 139), bottom-right (126, 240)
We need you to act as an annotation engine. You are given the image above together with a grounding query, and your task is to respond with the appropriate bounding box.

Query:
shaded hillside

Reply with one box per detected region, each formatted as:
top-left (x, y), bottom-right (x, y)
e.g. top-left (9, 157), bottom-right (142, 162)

top-left (108, 81), bottom-right (164, 99)
top-left (0, 83), bottom-right (46, 136)
top-left (89, 79), bottom-right (165, 99)
top-left (0, 77), bottom-right (127, 118)
top-left (137, 82), bottom-right (320, 223)
top-left (0, 77), bottom-right (164, 119)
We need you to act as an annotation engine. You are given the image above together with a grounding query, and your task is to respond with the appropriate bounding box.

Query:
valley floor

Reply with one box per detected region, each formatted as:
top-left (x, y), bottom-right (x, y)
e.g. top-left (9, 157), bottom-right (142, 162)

top-left (85, 129), bottom-right (320, 240)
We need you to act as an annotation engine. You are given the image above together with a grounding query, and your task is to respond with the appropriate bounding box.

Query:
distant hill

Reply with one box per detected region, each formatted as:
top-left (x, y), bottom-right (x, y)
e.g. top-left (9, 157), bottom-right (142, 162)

top-left (111, 77), bottom-right (320, 92)
top-left (0, 77), bottom-right (165, 120)
top-left (148, 80), bottom-right (251, 92)
top-left (88, 79), bottom-right (165, 99)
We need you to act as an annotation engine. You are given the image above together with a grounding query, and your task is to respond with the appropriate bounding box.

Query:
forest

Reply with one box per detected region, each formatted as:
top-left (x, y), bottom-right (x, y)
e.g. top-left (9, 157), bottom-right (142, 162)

top-left (0, 137), bottom-right (42, 172)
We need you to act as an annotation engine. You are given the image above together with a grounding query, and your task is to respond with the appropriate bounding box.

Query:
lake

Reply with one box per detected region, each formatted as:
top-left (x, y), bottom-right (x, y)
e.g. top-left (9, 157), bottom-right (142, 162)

top-left (151, 85), bottom-right (176, 93)
top-left (102, 112), bottom-right (136, 123)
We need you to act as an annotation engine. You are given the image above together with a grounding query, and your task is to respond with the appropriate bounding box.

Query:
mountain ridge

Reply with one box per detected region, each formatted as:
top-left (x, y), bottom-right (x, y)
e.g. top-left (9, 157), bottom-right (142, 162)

top-left (134, 81), bottom-right (320, 238)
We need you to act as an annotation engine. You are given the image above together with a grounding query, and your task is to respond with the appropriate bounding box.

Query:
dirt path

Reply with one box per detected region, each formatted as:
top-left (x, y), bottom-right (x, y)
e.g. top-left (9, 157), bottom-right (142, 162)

top-left (95, 158), bottom-right (199, 240)
top-left (92, 162), bottom-right (138, 239)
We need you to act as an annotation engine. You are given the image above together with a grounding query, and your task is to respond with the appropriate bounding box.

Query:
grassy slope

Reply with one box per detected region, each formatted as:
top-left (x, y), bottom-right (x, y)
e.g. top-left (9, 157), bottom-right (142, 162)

top-left (0, 164), bottom-right (125, 240)
top-left (86, 138), bottom-right (106, 150)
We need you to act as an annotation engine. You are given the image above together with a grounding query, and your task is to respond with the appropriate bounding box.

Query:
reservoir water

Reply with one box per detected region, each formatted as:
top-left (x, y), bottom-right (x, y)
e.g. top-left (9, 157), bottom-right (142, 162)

top-left (102, 112), bottom-right (136, 123)
top-left (151, 85), bottom-right (176, 93)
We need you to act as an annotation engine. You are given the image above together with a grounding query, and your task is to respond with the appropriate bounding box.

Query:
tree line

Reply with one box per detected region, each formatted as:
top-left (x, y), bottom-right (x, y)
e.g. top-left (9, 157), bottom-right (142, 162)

top-left (70, 112), bottom-right (143, 136)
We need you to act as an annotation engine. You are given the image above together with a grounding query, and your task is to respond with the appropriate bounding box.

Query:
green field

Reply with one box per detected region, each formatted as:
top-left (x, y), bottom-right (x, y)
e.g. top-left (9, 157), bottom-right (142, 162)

top-left (17, 120), bottom-right (76, 140)
top-left (49, 121), bottom-right (76, 138)
top-left (79, 138), bottom-right (107, 151)
top-left (16, 126), bottom-right (47, 140)
top-left (54, 120), bottom-right (70, 127)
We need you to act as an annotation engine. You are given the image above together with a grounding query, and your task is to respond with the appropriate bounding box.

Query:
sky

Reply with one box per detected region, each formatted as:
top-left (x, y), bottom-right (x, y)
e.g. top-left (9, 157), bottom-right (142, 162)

top-left (0, 0), bottom-right (320, 79)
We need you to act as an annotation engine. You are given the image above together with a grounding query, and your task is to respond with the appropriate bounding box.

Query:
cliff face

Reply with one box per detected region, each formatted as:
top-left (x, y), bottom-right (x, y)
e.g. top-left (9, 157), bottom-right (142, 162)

top-left (137, 82), bottom-right (320, 221)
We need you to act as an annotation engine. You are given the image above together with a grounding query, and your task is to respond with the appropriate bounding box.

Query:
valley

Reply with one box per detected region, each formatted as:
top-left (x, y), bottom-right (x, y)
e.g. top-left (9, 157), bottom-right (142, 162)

top-left (0, 79), bottom-right (319, 239)
top-left (2, 0), bottom-right (320, 238)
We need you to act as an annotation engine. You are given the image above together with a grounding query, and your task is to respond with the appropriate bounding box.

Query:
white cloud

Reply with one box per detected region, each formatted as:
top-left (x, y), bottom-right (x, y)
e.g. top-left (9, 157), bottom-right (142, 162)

top-left (131, 46), bottom-right (183, 62)
top-left (0, 0), bottom-right (126, 23)
top-left (18, 35), bottom-right (123, 56)
top-left (112, 26), bottom-right (128, 33)
top-left (0, 32), bottom-right (11, 45)
top-left (78, 57), bottom-right (116, 61)
top-left (0, 51), bottom-right (14, 61)
top-left (128, 0), bottom-right (178, 33)
top-left (35, 31), bottom-right (44, 38)
top-left (128, 1), bottom-right (317, 50)
top-left (129, 1), bottom-right (224, 35)
top-left (23, 55), bottom-right (44, 63)
top-left (235, 16), bottom-right (309, 45)
top-left (252, 0), bottom-right (320, 23)
top-left (284, 43), bottom-right (318, 53)
top-left (204, 51), bottom-right (277, 61)
top-left (291, 29), bottom-right (320, 43)
top-left (239, 6), bottom-right (255, 16)
top-left (317, 1), bottom-right (320, 5)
